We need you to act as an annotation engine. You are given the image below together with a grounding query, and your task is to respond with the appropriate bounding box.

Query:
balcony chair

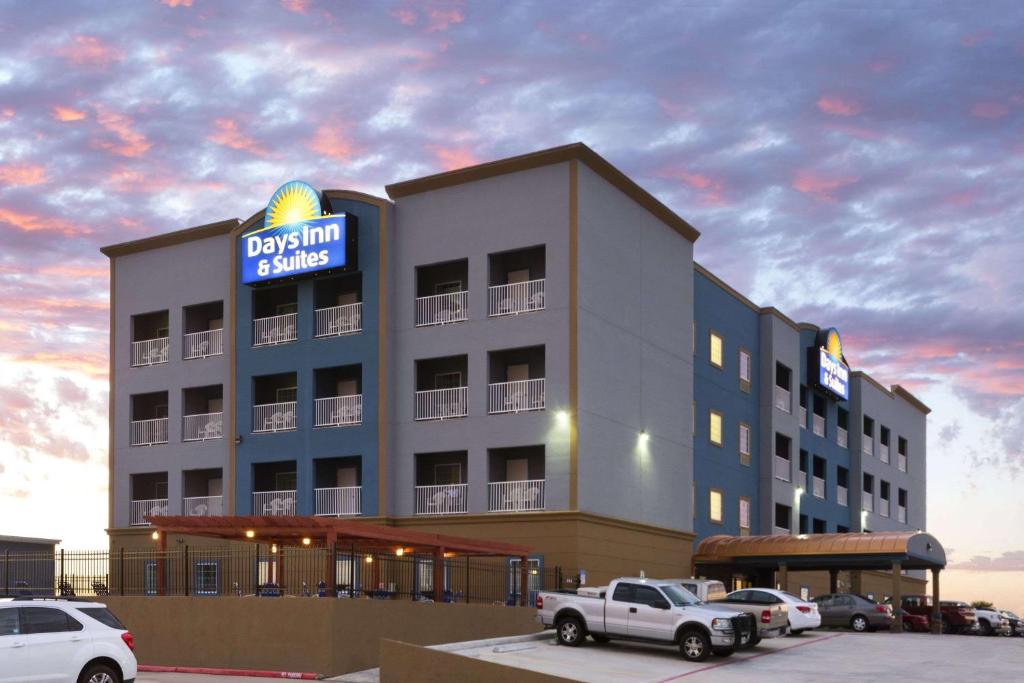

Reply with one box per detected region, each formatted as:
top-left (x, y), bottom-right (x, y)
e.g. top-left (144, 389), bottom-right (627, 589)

top-left (202, 420), bottom-right (222, 439)
top-left (191, 503), bottom-right (208, 516)
top-left (331, 403), bottom-right (361, 425)
top-left (191, 339), bottom-right (210, 357)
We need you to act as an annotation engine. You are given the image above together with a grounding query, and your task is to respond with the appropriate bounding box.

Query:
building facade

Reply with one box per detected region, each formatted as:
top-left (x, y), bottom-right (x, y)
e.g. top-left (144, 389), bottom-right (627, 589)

top-left (102, 143), bottom-right (927, 587)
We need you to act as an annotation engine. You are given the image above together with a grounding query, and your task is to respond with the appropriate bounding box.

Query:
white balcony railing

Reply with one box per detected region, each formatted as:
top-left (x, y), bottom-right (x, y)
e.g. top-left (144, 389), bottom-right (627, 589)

top-left (314, 395), bottom-right (363, 427)
top-left (898, 452), bottom-right (907, 472)
top-left (799, 406), bottom-right (807, 428)
top-left (253, 312), bottom-right (297, 347)
top-left (862, 435), bottom-right (873, 456)
top-left (183, 329), bottom-right (223, 360)
top-left (812, 476), bottom-right (825, 499)
top-left (253, 490), bottom-right (296, 516)
top-left (837, 485), bottom-right (848, 507)
top-left (182, 412), bottom-right (223, 441)
top-left (488, 479), bottom-right (546, 512)
top-left (488, 378), bottom-right (545, 414)
top-left (131, 337), bottom-right (169, 367)
top-left (314, 486), bottom-right (361, 516)
top-left (414, 483), bottom-right (468, 515)
top-left (488, 279), bottom-right (545, 317)
top-left (898, 505), bottom-right (907, 523)
top-left (130, 498), bottom-right (168, 526)
top-left (415, 387), bottom-right (467, 421)
top-left (812, 414), bottom-right (825, 437)
top-left (880, 444), bottom-right (890, 463)
top-left (315, 303), bottom-right (362, 338)
top-left (415, 291), bottom-right (468, 327)
top-left (880, 500), bottom-right (890, 517)
top-left (774, 456), bottom-right (791, 482)
top-left (184, 495), bottom-right (223, 516)
top-left (863, 494), bottom-right (874, 513)
top-left (774, 386), bottom-right (790, 413)
top-left (837, 427), bottom-right (848, 448)
top-left (130, 418), bottom-right (169, 446)
top-left (252, 401), bottom-right (296, 433)
top-left (798, 470), bottom-right (808, 490)
top-left (772, 526), bottom-right (791, 536)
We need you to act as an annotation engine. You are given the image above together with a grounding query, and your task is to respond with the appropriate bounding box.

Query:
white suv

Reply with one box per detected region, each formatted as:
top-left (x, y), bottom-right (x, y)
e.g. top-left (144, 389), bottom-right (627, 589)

top-left (0, 598), bottom-right (137, 683)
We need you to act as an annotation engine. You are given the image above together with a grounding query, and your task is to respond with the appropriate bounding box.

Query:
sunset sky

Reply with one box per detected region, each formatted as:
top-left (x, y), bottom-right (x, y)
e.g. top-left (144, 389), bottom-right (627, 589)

top-left (0, 1), bottom-right (1021, 610)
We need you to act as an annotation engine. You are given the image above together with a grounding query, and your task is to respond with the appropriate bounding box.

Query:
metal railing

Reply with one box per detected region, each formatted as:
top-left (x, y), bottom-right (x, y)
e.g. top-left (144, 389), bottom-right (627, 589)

top-left (131, 337), bottom-right (169, 367)
top-left (812, 413), bottom-right (825, 437)
top-left (184, 495), bottom-right (223, 517)
top-left (898, 505), bottom-right (907, 523)
top-left (774, 456), bottom-right (791, 482)
top-left (772, 526), bottom-right (790, 536)
top-left (182, 412), bottom-right (223, 441)
top-left (488, 480), bottom-right (546, 512)
top-left (488, 378), bottom-right (545, 414)
top-left (837, 427), bottom-right (848, 448)
top-left (130, 498), bottom-right (168, 526)
top-left (862, 435), bottom-right (873, 455)
top-left (880, 500), bottom-right (890, 517)
top-left (812, 476), bottom-right (825, 499)
top-left (253, 402), bottom-right (296, 433)
top-left (799, 406), bottom-right (807, 428)
top-left (130, 418), bottom-right (169, 446)
top-left (183, 329), bottom-right (223, 359)
top-left (487, 279), bottom-right (545, 317)
top-left (837, 485), bottom-right (848, 507)
top-left (414, 387), bottom-right (467, 421)
top-left (863, 494), bottom-right (874, 513)
top-left (414, 484), bottom-right (468, 515)
top-left (314, 487), bottom-right (361, 516)
top-left (253, 490), bottom-right (297, 516)
top-left (898, 452), bottom-right (907, 472)
top-left (315, 303), bottom-right (362, 337)
top-left (314, 395), bottom-right (363, 427)
top-left (880, 444), bottom-right (890, 463)
top-left (253, 312), bottom-right (297, 346)
top-left (415, 291), bottom-right (468, 327)
top-left (774, 386), bottom-right (790, 413)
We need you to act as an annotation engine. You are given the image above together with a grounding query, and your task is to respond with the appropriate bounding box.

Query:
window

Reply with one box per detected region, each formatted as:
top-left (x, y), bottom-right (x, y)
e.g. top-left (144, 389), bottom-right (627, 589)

top-left (21, 607), bottom-right (82, 634)
top-left (739, 423), bottom-right (751, 466)
top-left (77, 608), bottom-right (125, 630)
top-left (739, 498), bottom-right (751, 535)
top-left (194, 561), bottom-right (219, 596)
top-left (774, 503), bottom-right (791, 532)
top-left (800, 586), bottom-right (810, 601)
top-left (633, 585), bottom-right (666, 607)
top-left (612, 583), bottom-right (637, 602)
top-left (709, 410), bottom-right (723, 446)
top-left (709, 332), bottom-right (723, 369)
top-left (276, 386), bottom-right (297, 403)
top-left (709, 489), bottom-right (723, 524)
top-left (738, 349), bottom-right (751, 391)
top-left (0, 608), bottom-right (18, 636)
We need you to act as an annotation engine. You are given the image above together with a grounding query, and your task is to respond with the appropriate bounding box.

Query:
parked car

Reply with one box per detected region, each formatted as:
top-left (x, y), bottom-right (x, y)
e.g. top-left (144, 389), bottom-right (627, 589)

top-left (536, 577), bottom-right (757, 662)
top-left (901, 613), bottom-right (931, 632)
top-left (813, 593), bottom-right (894, 632)
top-left (892, 595), bottom-right (976, 634)
top-left (973, 606), bottom-right (1012, 636)
top-left (723, 588), bottom-right (820, 635)
top-left (0, 597), bottom-right (137, 683)
top-left (999, 610), bottom-right (1024, 637)
top-left (678, 580), bottom-right (788, 643)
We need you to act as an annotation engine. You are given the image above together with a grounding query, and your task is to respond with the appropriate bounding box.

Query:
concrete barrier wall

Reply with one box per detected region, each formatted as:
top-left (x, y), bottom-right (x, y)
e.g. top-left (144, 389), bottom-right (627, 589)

top-left (380, 639), bottom-right (577, 683)
top-left (102, 596), bottom-right (541, 676)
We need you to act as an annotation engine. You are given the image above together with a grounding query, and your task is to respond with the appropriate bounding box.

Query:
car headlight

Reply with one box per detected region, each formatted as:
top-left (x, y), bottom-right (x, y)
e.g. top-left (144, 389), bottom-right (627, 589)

top-left (711, 618), bottom-right (734, 631)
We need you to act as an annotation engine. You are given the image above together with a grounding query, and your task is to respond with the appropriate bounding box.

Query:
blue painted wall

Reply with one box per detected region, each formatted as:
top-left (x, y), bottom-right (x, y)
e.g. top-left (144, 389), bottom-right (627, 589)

top-left (692, 271), bottom-right (760, 541)
top-left (234, 197), bottom-right (381, 516)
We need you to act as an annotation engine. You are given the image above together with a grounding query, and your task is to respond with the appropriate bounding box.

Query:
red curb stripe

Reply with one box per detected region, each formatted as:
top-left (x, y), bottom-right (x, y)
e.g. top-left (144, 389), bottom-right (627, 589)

top-left (655, 632), bottom-right (847, 682)
top-left (138, 664), bottom-right (320, 679)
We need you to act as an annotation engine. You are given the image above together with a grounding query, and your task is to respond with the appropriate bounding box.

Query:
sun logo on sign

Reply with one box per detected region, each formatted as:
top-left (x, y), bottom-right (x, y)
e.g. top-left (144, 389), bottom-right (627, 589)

top-left (826, 329), bottom-right (843, 360)
top-left (265, 181), bottom-right (322, 230)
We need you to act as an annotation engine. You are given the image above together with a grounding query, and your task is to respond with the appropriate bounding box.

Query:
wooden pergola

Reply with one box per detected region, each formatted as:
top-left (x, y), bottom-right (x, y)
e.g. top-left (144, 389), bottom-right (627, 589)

top-left (147, 515), bottom-right (533, 605)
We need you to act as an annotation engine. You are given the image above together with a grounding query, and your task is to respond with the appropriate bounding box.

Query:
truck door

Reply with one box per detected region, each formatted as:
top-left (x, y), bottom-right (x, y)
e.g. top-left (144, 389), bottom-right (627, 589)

top-left (627, 585), bottom-right (676, 641)
top-left (606, 583), bottom-right (635, 636)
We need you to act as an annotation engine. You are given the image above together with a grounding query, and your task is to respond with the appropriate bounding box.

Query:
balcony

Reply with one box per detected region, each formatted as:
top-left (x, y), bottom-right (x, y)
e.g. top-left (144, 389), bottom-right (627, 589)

top-left (774, 386), bottom-right (790, 413)
top-left (183, 329), bottom-right (223, 360)
top-left (862, 435), bottom-right (873, 456)
top-left (488, 279), bottom-right (545, 317)
top-left (253, 312), bottom-right (297, 347)
top-left (184, 495), bottom-right (223, 517)
top-left (837, 485), bottom-right (848, 507)
top-left (130, 498), bottom-right (168, 526)
top-left (415, 291), bottom-right (468, 327)
top-left (799, 406), bottom-right (807, 428)
top-left (812, 414), bottom-right (825, 437)
top-left (812, 476), bottom-right (825, 499)
top-left (131, 337), bottom-right (169, 367)
top-left (880, 444), bottom-right (890, 464)
top-left (315, 302), bottom-right (362, 337)
top-left (253, 401), bottom-right (297, 433)
top-left (898, 453), bottom-right (907, 472)
top-left (488, 378), bottom-right (545, 414)
top-left (314, 486), bottom-right (361, 516)
top-left (314, 394), bottom-right (363, 427)
top-left (898, 505), bottom-right (907, 523)
top-left (182, 412), bottom-right (223, 441)
top-left (415, 387), bottom-right (467, 421)
top-left (130, 418), bottom-right (168, 446)
top-left (253, 490), bottom-right (296, 515)
top-left (880, 500), bottom-right (890, 518)
top-left (837, 427), bottom-right (848, 448)
top-left (488, 479), bottom-right (546, 512)
top-left (863, 495), bottom-right (874, 513)
top-left (774, 456), bottom-right (791, 482)
top-left (798, 470), bottom-right (808, 490)
top-left (414, 483), bottom-right (468, 515)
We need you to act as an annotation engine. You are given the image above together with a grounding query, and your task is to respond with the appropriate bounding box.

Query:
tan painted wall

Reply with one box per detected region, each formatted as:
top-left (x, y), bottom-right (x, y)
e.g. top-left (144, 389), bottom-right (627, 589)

top-left (782, 569), bottom-right (927, 599)
top-left (380, 639), bottom-right (576, 683)
top-left (102, 596), bottom-right (541, 676)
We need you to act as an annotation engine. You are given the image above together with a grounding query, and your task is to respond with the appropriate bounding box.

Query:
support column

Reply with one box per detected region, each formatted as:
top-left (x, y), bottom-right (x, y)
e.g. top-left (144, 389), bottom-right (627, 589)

top-left (520, 556), bottom-right (529, 607)
top-left (891, 562), bottom-right (903, 633)
top-left (931, 568), bottom-right (942, 634)
top-left (829, 569), bottom-right (839, 594)
top-left (776, 563), bottom-right (788, 591)
top-left (850, 570), bottom-right (862, 595)
top-left (278, 545), bottom-right (285, 593)
top-left (156, 532), bottom-right (167, 596)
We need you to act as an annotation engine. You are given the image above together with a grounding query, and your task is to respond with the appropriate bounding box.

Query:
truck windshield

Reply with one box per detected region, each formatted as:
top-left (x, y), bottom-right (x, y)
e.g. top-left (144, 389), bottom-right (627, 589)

top-left (661, 584), bottom-right (700, 606)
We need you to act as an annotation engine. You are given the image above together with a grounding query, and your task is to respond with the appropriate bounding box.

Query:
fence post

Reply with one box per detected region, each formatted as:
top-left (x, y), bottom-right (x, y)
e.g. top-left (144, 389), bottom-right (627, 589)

top-left (59, 549), bottom-right (65, 597)
top-left (254, 544), bottom-right (260, 596)
top-left (4, 550), bottom-right (8, 596)
top-left (465, 557), bottom-right (470, 604)
top-left (119, 548), bottom-right (125, 596)
top-left (184, 546), bottom-right (190, 596)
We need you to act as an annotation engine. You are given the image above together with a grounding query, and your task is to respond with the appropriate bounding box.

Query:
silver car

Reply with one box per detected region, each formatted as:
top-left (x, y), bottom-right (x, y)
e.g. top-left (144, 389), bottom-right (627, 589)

top-left (813, 593), bottom-right (894, 632)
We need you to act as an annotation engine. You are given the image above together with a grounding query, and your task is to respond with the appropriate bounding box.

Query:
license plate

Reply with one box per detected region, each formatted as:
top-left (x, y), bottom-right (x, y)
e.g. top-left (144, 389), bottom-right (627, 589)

top-left (740, 634), bottom-right (750, 644)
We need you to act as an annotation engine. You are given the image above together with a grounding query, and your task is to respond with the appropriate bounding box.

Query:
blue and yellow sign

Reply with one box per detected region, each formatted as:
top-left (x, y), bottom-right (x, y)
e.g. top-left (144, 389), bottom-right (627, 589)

top-left (815, 328), bottom-right (850, 401)
top-left (242, 181), bottom-right (354, 284)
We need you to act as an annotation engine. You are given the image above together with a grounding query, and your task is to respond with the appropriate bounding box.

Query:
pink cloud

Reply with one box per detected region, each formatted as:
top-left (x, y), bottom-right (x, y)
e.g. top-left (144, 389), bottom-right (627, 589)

top-left (0, 164), bottom-right (47, 186)
top-left (660, 168), bottom-right (727, 206)
top-left (161, 0), bottom-right (193, 6)
top-left (392, 8), bottom-right (417, 25)
top-left (52, 106), bottom-right (87, 122)
top-left (792, 170), bottom-right (859, 202)
top-left (57, 35), bottom-right (122, 68)
top-left (1, 108), bottom-right (13, 119)
top-left (0, 208), bottom-right (87, 236)
top-left (428, 144), bottom-right (478, 171)
top-left (308, 122), bottom-right (357, 160)
top-left (208, 118), bottom-right (267, 156)
top-left (817, 95), bottom-right (862, 116)
top-left (426, 5), bottom-right (464, 32)
top-left (280, 0), bottom-right (310, 13)
top-left (93, 107), bottom-right (151, 158)
top-left (971, 102), bottom-right (1009, 119)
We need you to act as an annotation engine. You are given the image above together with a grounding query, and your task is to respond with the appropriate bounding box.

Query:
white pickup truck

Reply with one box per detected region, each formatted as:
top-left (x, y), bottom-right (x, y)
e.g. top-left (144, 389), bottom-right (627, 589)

top-left (536, 577), bottom-right (757, 662)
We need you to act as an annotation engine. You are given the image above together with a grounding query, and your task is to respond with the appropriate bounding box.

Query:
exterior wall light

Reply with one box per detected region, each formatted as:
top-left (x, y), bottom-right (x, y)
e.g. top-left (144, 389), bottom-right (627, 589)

top-left (271, 544), bottom-right (278, 554)
top-left (638, 430), bottom-right (650, 445)
top-left (245, 530), bottom-right (255, 539)
top-left (365, 554), bottom-right (374, 563)
top-left (395, 548), bottom-right (404, 556)
top-left (302, 537), bottom-right (311, 546)
top-left (151, 531), bottom-right (159, 541)
top-left (556, 410), bottom-right (569, 425)
top-left (795, 487), bottom-right (804, 496)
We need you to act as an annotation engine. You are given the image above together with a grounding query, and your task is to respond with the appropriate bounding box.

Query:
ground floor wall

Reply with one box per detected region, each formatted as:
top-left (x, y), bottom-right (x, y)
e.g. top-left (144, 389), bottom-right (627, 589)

top-left (380, 639), bottom-right (575, 683)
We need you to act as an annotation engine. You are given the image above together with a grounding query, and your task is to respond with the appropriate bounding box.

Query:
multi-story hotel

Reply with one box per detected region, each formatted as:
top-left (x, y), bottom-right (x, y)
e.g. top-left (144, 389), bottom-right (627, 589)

top-left (102, 143), bottom-right (928, 587)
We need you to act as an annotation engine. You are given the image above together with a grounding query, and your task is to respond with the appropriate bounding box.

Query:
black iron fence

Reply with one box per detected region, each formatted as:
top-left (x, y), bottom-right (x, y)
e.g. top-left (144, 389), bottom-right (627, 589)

top-left (1, 548), bottom-right (572, 606)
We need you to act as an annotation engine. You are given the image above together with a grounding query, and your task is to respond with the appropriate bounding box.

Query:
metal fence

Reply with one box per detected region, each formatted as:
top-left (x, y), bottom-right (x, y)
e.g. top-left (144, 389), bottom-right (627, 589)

top-left (0, 548), bottom-right (570, 605)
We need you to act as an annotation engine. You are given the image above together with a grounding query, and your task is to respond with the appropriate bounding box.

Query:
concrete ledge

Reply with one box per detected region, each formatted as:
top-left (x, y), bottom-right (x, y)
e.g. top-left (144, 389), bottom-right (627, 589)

top-left (379, 638), bottom-right (577, 683)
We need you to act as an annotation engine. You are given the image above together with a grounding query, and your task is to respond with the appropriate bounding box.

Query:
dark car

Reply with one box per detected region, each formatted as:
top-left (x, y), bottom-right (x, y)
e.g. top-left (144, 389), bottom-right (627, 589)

top-left (890, 595), bottom-right (976, 634)
top-left (1000, 611), bottom-right (1024, 637)
top-left (813, 593), bottom-right (894, 632)
top-left (902, 613), bottom-right (931, 632)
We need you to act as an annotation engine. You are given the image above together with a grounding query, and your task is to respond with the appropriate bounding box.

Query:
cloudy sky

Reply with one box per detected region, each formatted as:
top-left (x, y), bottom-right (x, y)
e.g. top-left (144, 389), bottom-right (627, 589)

top-left (0, 0), bottom-right (1021, 608)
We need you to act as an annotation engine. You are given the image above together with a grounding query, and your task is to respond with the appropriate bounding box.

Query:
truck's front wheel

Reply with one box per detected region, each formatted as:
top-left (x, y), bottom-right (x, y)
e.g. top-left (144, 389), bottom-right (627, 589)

top-left (556, 616), bottom-right (585, 647)
top-left (679, 629), bottom-right (711, 662)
